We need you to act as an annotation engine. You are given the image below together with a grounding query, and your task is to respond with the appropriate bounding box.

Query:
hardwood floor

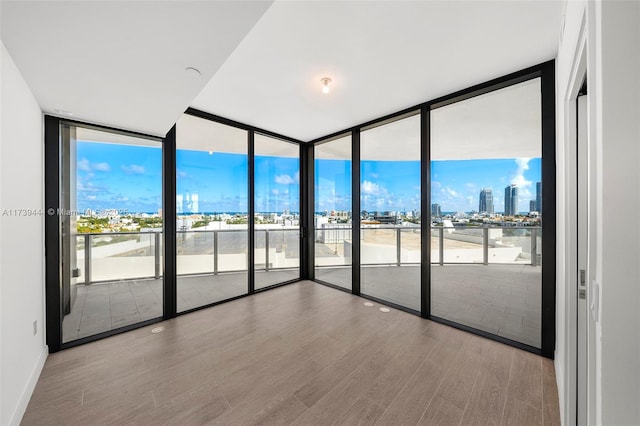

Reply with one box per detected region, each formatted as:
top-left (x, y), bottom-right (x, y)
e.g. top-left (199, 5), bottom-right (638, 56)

top-left (23, 281), bottom-right (560, 425)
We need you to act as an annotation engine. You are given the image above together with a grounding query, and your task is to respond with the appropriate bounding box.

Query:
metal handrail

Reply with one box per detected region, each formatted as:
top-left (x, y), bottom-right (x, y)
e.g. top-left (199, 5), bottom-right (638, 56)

top-left (78, 228), bottom-right (300, 284)
top-left (314, 225), bottom-right (541, 268)
top-left (77, 224), bottom-right (540, 285)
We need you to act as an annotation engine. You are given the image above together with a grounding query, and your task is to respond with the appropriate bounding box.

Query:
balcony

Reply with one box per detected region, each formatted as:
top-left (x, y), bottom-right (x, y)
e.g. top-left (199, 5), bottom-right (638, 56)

top-left (63, 225), bottom-right (542, 348)
top-left (315, 225), bottom-right (542, 347)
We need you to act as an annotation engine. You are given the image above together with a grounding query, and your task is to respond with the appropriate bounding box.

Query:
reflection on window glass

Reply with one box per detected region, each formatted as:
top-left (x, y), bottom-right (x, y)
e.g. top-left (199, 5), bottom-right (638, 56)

top-left (254, 134), bottom-right (300, 289)
top-left (314, 135), bottom-right (352, 290)
top-left (175, 114), bottom-right (248, 313)
top-left (360, 113), bottom-right (421, 311)
top-left (430, 78), bottom-right (542, 348)
top-left (62, 126), bottom-right (163, 343)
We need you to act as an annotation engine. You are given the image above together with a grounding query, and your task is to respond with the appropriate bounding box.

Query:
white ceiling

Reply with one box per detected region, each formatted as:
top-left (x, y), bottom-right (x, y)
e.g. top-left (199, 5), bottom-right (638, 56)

top-left (192, 0), bottom-right (562, 141)
top-left (0, 1), bottom-right (273, 137)
top-left (1, 0), bottom-right (563, 141)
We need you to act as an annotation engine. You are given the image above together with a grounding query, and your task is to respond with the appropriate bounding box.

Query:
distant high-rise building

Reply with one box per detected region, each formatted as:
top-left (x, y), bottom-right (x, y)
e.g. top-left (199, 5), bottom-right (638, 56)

top-left (504, 184), bottom-right (519, 216)
top-left (176, 194), bottom-right (183, 214)
top-left (479, 188), bottom-right (494, 214)
top-left (190, 193), bottom-right (199, 213)
top-left (178, 192), bottom-right (199, 213)
top-left (536, 181), bottom-right (542, 213)
top-left (431, 203), bottom-right (442, 218)
top-left (530, 200), bottom-right (536, 212)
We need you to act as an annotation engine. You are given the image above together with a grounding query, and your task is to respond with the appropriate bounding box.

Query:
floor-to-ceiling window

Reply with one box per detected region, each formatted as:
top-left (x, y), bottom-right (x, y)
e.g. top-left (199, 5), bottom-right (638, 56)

top-left (430, 78), bottom-right (543, 348)
top-left (58, 123), bottom-right (164, 343)
top-left (309, 63), bottom-right (554, 356)
top-left (46, 63), bottom-right (553, 356)
top-left (254, 134), bottom-right (301, 289)
top-left (313, 135), bottom-right (352, 290)
top-left (360, 113), bottom-right (421, 311)
top-left (175, 114), bottom-right (249, 312)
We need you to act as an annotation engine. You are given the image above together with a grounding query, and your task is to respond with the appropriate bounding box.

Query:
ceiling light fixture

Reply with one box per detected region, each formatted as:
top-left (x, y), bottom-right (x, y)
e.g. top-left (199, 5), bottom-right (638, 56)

top-left (320, 77), bottom-right (332, 94)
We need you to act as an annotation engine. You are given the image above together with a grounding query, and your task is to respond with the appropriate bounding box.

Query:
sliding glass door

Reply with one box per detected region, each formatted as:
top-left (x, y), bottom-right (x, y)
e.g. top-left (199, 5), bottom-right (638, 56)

top-left (430, 78), bottom-right (543, 348)
top-left (59, 123), bottom-right (163, 343)
top-left (254, 134), bottom-right (301, 289)
top-left (314, 135), bottom-right (352, 290)
top-left (175, 114), bottom-right (249, 312)
top-left (360, 114), bottom-right (421, 311)
top-left (47, 63), bottom-right (553, 356)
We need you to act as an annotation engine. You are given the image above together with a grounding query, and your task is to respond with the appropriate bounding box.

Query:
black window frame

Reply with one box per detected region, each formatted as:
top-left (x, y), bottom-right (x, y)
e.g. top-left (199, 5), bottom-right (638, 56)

top-left (45, 61), bottom-right (555, 358)
top-left (309, 60), bottom-right (556, 358)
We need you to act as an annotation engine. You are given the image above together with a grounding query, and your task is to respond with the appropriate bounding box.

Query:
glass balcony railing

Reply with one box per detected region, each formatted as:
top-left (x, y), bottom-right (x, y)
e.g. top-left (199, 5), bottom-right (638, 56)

top-left (177, 229), bottom-right (249, 275)
top-left (432, 226), bottom-right (541, 266)
top-left (73, 225), bottom-right (540, 284)
top-left (75, 229), bottom-right (300, 285)
top-left (314, 225), bottom-right (541, 269)
top-left (76, 232), bottom-right (161, 283)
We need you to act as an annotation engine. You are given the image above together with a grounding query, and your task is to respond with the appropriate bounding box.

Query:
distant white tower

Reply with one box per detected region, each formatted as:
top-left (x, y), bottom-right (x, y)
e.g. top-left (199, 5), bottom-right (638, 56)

top-left (176, 194), bottom-right (183, 214)
top-left (479, 188), bottom-right (494, 214)
top-left (191, 193), bottom-right (199, 213)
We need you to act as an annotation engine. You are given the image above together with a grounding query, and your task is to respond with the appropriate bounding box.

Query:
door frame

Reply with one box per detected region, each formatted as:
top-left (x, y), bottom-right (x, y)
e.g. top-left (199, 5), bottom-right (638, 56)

top-left (563, 14), bottom-right (597, 424)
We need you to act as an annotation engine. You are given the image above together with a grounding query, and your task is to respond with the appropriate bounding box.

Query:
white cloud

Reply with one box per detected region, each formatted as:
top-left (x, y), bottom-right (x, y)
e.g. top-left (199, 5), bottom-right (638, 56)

top-left (275, 174), bottom-right (295, 185)
top-left (121, 164), bottom-right (145, 175)
top-left (361, 180), bottom-right (381, 195)
top-left (77, 181), bottom-right (102, 193)
top-left (93, 162), bottom-right (110, 172)
top-left (78, 158), bottom-right (110, 172)
top-left (78, 158), bottom-right (91, 172)
top-left (510, 157), bottom-right (534, 203)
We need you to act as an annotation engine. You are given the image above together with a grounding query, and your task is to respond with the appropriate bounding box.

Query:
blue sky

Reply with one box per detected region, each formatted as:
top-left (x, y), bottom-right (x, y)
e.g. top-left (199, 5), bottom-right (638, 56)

top-left (76, 141), bottom-right (299, 213)
top-left (76, 141), bottom-right (162, 213)
top-left (315, 157), bottom-right (541, 214)
top-left (431, 158), bottom-right (541, 213)
top-left (77, 141), bottom-right (541, 214)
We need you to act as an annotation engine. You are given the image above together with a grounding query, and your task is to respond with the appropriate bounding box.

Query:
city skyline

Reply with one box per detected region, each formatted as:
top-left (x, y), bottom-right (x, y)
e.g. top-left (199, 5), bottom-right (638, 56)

top-left (479, 188), bottom-right (495, 214)
top-left (504, 184), bottom-right (519, 216)
top-left (76, 141), bottom-right (541, 214)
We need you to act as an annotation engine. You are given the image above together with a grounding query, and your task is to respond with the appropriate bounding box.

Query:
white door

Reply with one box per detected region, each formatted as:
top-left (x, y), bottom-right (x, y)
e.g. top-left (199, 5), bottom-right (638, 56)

top-left (577, 90), bottom-right (588, 425)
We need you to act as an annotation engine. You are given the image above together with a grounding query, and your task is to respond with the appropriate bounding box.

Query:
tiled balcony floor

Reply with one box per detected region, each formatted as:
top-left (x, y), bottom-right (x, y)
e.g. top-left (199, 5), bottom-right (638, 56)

top-left (62, 270), bottom-right (297, 343)
top-left (316, 264), bottom-right (541, 347)
top-left (63, 265), bottom-right (541, 348)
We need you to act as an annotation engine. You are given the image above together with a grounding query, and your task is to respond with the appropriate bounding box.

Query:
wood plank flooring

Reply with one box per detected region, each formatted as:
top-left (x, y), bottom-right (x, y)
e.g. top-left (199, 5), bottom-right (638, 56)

top-left (23, 281), bottom-right (560, 425)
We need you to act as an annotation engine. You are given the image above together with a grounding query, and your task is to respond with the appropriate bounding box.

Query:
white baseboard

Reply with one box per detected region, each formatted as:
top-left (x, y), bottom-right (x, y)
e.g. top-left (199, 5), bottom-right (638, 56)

top-left (8, 345), bottom-right (48, 426)
top-left (555, 354), bottom-right (565, 426)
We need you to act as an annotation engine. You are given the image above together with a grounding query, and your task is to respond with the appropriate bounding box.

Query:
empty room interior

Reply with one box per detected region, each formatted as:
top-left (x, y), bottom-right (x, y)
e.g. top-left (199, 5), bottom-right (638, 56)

top-left (1, 1), bottom-right (639, 425)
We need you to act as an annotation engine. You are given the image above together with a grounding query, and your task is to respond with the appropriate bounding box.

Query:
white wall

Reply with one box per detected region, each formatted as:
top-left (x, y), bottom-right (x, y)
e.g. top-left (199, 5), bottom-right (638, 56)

top-left (556, 1), bottom-right (640, 425)
top-left (0, 42), bottom-right (47, 426)
top-left (595, 1), bottom-right (640, 424)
